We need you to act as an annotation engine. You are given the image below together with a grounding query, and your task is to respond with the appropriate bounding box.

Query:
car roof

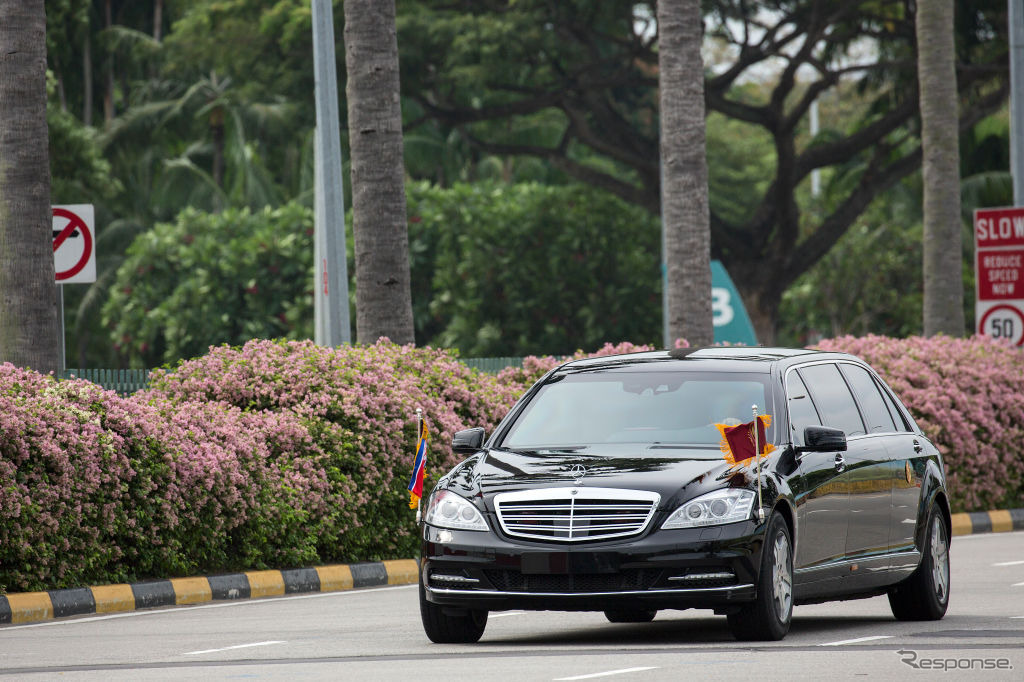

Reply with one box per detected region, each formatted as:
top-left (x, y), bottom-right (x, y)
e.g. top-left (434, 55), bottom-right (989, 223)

top-left (556, 347), bottom-right (861, 374)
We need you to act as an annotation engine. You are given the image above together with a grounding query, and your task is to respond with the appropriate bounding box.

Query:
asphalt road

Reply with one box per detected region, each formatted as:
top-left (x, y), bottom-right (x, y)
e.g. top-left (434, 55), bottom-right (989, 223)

top-left (1, 531), bottom-right (1022, 681)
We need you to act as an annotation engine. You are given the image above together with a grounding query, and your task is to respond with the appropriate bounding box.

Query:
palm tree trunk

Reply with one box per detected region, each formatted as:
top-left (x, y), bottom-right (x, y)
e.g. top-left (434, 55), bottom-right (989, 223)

top-left (917, 0), bottom-right (964, 337)
top-left (344, 0), bottom-right (415, 345)
top-left (658, 0), bottom-right (713, 347)
top-left (103, 0), bottom-right (114, 123)
top-left (0, 0), bottom-right (60, 372)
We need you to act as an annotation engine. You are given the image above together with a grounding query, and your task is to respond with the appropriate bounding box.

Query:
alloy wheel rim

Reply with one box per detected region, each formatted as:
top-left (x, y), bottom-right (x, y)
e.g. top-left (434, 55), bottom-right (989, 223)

top-left (930, 516), bottom-right (949, 603)
top-left (772, 531), bottom-right (793, 618)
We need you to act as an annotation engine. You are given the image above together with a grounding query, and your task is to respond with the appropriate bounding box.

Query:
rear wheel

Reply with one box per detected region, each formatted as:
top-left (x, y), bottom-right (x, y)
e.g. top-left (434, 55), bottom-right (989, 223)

top-left (727, 511), bottom-right (792, 641)
top-left (888, 505), bottom-right (949, 621)
top-left (419, 582), bottom-right (488, 643)
top-left (604, 609), bottom-right (657, 623)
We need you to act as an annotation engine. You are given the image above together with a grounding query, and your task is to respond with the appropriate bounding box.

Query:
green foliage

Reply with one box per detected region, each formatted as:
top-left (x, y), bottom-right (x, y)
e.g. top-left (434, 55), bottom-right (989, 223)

top-left (102, 204), bottom-right (315, 367)
top-left (47, 77), bottom-right (121, 203)
top-left (778, 203), bottom-right (926, 345)
top-left (408, 182), bottom-right (662, 356)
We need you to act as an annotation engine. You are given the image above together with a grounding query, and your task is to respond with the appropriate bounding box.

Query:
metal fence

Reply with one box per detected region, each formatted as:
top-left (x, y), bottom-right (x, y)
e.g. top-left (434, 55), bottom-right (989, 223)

top-left (61, 357), bottom-right (525, 395)
top-left (459, 356), bottom-right (523, 374)
top-left (62, 368), bottom-right (152, 396)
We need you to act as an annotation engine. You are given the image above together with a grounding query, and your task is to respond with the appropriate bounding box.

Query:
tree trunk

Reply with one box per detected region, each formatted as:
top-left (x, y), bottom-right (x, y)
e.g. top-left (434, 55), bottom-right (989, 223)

top-left (0, 0), bottom-right (59, 372)
top-left (210, 106), bottom-right (225, 202)
top-left (657, 0), bottom-right (713, 348)
top-left (917, 0), bottom-right (963, 337)
top-left (83, 30), bottom-right (93, 126)
top-left (103, 0), bottom-right (114, 123)
top-left (344, 0), bottom-right (415, 345)
top-left (154, 0), bottom-right (164, 42)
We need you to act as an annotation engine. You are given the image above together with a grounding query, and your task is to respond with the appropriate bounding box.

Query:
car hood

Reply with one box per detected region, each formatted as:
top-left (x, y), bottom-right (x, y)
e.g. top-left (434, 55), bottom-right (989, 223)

top-left (468, 445), bottom-right (751, 508)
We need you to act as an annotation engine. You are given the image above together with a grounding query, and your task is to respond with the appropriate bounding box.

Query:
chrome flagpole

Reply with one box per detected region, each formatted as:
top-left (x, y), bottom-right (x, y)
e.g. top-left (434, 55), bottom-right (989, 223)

top-left (752, 405), bottom-right (765, 522)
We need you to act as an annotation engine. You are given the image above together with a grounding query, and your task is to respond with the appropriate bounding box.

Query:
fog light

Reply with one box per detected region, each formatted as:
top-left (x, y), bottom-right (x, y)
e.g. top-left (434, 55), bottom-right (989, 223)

top-left (430, 573), bottom-right (480, 585)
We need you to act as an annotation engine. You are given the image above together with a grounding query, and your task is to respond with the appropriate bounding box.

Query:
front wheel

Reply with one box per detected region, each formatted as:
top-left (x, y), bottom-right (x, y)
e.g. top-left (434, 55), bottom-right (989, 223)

top-left (888, 505), bottom-right (950, 621)
top-left (727, 511), bottom-right (793, 641)
top-left (420, 582), bottom-right (488, 643)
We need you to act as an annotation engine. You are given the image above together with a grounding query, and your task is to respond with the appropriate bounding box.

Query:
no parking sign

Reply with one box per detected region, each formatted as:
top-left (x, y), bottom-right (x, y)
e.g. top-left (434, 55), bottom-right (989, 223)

top-left (53, 204), bottom-right (96, 284)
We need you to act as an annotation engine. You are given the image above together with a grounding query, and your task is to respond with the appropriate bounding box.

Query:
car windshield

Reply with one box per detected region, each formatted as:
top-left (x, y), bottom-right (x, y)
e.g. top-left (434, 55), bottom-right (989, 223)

top-left (500, 369), bottom-right (775, 450)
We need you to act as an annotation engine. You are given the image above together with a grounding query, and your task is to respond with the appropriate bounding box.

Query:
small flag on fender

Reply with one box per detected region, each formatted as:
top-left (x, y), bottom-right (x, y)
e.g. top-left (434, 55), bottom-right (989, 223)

top-left (716, 415), bottom-right (775, 466)
top-left (408, 416), bottom-right (429, 509)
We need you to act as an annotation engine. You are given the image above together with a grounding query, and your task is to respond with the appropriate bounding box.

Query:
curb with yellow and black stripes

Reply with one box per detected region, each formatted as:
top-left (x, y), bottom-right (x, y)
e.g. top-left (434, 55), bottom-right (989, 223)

top-left (0, 559), bottom-right (418, 626)
top-left (3, 508), bottom-right (1022, 627)
top-left (950, 508), bottom-right (1024, 536)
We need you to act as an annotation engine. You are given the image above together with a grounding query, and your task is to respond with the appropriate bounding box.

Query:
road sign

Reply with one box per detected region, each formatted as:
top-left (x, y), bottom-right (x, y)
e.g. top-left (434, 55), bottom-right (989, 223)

top-left (975, 207), bottom-right (1024, 345)
top-left (711, 260), bottom-right (757, 345)
top-left (53, 204), bottom-right (96, 284)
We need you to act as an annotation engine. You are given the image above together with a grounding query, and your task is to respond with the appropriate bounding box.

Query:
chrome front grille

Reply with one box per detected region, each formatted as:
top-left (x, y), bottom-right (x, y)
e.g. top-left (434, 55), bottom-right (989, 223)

top-left (493, 487), bottom-right (660, 542)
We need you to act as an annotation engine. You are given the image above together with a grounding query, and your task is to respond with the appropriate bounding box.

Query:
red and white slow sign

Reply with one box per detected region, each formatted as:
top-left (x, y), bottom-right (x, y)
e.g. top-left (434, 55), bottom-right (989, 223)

top-left (52, 204), bottom-right (96, 284)
top-left (975, 207), bottom-right (1024, 345)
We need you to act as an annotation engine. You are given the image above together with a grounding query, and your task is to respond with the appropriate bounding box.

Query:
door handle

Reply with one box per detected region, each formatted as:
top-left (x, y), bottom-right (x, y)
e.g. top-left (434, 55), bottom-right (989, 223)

top-left (913, 439), bottom-right (923, 453)
top-left (834, 453), bottom-right (846, 472)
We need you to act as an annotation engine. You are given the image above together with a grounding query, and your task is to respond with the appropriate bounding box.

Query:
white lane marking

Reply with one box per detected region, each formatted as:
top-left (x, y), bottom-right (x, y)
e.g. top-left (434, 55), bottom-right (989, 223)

top-left (818, 635), bottom-right (893, 647)
top-left (1013, 582), bottom-right (1024, 587)
top-left (554, 667), bottom-right (658, 681)
top-left (183, 640), bottom-right (284, 656)
top-left (490, 611), bottom-right (527, 618)
top-left (0, 584), bottom-right (417, 631)
top-left (993, 560), bottom-right (1024, 567)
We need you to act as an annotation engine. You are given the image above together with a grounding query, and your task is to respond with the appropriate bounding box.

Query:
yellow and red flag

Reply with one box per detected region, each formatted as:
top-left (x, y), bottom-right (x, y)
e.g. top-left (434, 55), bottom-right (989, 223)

top-left (408, 417), bottom-right (429, 509)
top-left (716, 415), bottom-right (775, 466)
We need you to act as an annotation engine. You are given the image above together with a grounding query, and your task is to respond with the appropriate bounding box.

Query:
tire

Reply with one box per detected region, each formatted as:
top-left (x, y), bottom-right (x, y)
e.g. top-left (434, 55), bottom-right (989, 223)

top-left (419, 581), bottom-right (488, 643)
top-left (888, 505), bottom-right (950, 621)
top-left (604, 609), bottom-right (657, 623)
top-left (727, 511), bottom-right (793, 641)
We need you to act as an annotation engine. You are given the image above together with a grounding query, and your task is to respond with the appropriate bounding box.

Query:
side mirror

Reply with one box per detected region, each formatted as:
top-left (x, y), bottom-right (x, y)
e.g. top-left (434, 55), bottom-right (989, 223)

top-left (801, 425), bottom-right (847, 452)
top-left (452, 427), bottom-right (486, 453)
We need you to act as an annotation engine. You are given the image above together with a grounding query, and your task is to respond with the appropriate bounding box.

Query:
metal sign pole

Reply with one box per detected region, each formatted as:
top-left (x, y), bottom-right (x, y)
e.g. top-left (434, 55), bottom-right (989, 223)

top-left (312, 0), bottom-right (351, 346)
top-left (56, 284), bottom-right (65, 373)
top-left (1011, 0), bottom-right (1024, 204)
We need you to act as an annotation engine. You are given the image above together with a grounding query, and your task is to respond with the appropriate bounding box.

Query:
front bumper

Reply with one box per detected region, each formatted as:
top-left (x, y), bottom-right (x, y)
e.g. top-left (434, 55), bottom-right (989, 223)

top-left (421, 519), bottom-right (764, 612)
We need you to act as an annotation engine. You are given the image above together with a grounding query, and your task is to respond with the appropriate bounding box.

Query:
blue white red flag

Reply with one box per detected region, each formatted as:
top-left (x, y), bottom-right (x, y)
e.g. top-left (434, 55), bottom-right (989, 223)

top-left (408, 417), bottom-right (429, 509)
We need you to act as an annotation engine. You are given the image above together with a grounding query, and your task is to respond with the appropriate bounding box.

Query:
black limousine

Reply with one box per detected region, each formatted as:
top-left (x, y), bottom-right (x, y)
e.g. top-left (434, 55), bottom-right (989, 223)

top-left (419, 347), bottom-right (951, 642)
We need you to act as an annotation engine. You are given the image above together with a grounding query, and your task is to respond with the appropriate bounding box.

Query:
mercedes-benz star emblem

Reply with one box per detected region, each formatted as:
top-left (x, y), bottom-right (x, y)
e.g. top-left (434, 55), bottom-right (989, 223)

top-left (569, 464), bottom-right (586, 484)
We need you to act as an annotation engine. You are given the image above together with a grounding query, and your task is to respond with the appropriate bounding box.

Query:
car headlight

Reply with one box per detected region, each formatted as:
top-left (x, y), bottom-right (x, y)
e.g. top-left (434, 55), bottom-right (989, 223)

top-left (662, 489), bottom-right (756, 529)
top-left (423, 490), bottom-right (489, 531)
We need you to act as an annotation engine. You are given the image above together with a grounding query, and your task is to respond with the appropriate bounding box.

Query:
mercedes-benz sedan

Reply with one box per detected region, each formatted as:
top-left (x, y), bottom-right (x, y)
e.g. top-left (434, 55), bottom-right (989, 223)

top-left (419, 347), bottom-right (951, 642)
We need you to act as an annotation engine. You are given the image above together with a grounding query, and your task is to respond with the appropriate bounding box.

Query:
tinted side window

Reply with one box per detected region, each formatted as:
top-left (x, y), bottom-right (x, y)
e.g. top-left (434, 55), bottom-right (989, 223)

top-left (840, 364), bottom-right (896, 434)
top-left (785, 370), bottom-right (822, 445)
top-left (798, 364), bottom-right (866, 437)
top-left (876, 378), bottom-right (913, 432)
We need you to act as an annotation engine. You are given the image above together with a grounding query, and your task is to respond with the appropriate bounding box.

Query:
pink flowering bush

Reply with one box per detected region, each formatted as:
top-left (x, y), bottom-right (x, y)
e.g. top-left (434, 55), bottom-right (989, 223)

top-left (1, 365), bottom-right (336, 591)
top-left (4, 333), bottom-right (1019, 592)
top-left (496, 341), bottom-right (662, 387)
top-left (141, 339), bottom-right (522, 563)
top-left (817, 335), bottom-right (1024, 511)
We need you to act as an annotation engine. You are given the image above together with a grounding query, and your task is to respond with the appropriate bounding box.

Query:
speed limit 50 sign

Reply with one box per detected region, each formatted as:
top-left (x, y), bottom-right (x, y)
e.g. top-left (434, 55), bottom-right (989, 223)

top-left (974, 207), bottom-right (1024, 346)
